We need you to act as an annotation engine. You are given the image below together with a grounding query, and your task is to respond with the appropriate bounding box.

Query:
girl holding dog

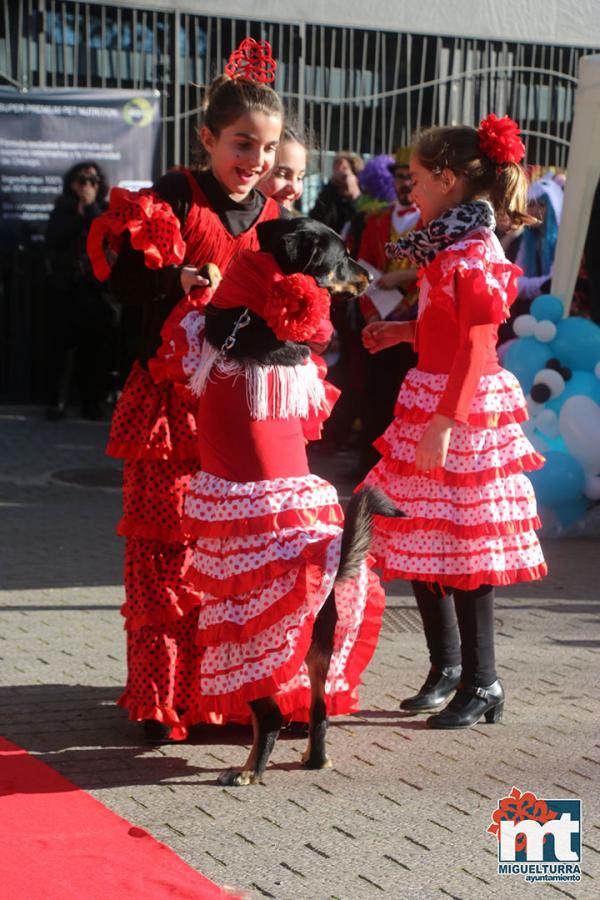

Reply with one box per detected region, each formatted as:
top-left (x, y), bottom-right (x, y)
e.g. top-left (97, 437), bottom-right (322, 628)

top-left (362, 116), bottom-right (547, 728)
top-left (88, 39), bottom-right (287, 742)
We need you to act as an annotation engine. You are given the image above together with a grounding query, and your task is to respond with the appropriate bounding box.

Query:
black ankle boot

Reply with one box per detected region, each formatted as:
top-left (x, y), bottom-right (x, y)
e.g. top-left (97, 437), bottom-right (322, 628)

top-left (142, 719), bottom-right (172, 743)
top-left (400, 664), bottom-right (462, 712)
top-left (427, 679), bottom-right (504, 729)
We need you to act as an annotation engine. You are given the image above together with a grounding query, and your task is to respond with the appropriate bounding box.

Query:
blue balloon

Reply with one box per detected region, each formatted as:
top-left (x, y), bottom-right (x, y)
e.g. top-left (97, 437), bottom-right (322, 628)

top-left (531, 294), bottom-right (564, 323)
top-left (546, 370), bottom-right (600, 414)
top-left (551, 317), bottom-right (600, 371)
top-left (528, 451), bottom-right (585, 507)
top-left (504, 337), bottom-right (552, 393)
top-left (554, 497), bottom-right (589, 528)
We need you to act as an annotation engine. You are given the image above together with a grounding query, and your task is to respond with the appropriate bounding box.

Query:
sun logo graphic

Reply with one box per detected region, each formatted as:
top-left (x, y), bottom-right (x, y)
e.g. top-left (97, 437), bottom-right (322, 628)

top-left (122, 98), bottom-right (155, 127)
top-left (488, 787), bottom-right (582, 884)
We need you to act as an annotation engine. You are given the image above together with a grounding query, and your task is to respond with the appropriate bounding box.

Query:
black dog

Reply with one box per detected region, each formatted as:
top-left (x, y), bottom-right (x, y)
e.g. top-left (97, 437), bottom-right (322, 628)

top-left (204, 216), bottom-right (371, 365)
top-left (202, 217), bottom-right (402, 785)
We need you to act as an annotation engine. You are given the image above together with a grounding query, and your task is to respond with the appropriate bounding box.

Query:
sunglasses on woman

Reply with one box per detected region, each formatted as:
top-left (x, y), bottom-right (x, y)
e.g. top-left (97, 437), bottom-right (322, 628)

top-left (75, 174), bottom-right (100, 186)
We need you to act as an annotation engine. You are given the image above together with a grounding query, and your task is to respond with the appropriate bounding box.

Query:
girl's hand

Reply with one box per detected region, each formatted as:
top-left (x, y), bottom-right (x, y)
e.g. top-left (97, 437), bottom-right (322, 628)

top-left (414, 414), bottom-right (454, 471)
top-left (180, 266), bottom-right (210, 294)
top-left (362, 321), bottom-right (413, 353)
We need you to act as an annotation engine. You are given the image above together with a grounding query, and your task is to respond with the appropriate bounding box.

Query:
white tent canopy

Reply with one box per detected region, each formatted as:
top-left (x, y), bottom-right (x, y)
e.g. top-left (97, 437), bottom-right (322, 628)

top-left (552, 53), bottom-right (600, 313)
top-left (112, 0), bottom-right (600, 49)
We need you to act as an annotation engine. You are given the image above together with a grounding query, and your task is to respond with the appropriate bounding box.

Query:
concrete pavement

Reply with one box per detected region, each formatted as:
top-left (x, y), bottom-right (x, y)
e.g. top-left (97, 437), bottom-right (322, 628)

top-left (1, 405), bottom-right (599, 899)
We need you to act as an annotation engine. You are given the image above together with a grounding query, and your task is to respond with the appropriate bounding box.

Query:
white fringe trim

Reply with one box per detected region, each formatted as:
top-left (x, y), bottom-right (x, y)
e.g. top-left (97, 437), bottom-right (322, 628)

top-left (189, 340), bottom-right (326, 421)
top-left (245, 356), bottom-right (326, 421)
top-left (188, 341), bottom-right (221, 398)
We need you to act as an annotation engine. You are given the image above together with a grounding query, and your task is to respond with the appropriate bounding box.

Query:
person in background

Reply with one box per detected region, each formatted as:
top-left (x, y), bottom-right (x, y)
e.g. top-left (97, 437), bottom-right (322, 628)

top-left (504, 175), bottom-right (563, 301)
top-left (317, 153), bottom-right (393, 456)
top-left (516, 175), bottom-right (563, 300)
top-left (44, 161), bottom-right (115, 420)
top-left (356, 147), bottom-right (422, 475)
top-left (259, 125), bottom-right (307, 212)
top-left (582, 179), bottom-right (600, 324)
top-left (498, 174), bottom-right (563, 342)
top-left (310, 151), bottom-right (364, 235)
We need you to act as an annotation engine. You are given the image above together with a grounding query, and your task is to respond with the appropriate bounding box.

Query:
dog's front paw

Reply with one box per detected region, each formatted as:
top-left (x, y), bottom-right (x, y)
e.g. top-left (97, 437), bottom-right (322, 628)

top-left (301, 747), bottom-right (333, 770)
top-left (217, 767), bottom-right (261, 787)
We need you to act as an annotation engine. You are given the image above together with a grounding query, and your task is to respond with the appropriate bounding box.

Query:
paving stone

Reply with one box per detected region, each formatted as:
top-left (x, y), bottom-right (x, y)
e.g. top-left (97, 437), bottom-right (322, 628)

top-left (0, 407), bottom-right (599, 898)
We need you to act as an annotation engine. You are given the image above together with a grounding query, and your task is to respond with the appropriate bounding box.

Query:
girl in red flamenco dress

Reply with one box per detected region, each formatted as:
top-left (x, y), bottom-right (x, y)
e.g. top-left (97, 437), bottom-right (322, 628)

top-left (180, 220), bottom-right (386, 784)
top-left (87, 40), bottom-right (287, 742)
top-left (362, 116), bottom-right (547, 729)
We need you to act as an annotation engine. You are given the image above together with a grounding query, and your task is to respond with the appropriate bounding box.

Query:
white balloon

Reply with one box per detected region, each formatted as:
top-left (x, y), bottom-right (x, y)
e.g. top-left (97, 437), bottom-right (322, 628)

top-left (536, 408), bottom-right (560, 438)
top-left (559, 395), bottom-right (600, 473)
top-left (584, 474), bottom-right (600, 500)
top-left (533, 368), bottom-right (565, 397)
top-left (526, 394), bottom-right (545, 416)
top-left (513, 314), bottom-right (537, 337)
top-left (533, 320), bottom-right (557, 343)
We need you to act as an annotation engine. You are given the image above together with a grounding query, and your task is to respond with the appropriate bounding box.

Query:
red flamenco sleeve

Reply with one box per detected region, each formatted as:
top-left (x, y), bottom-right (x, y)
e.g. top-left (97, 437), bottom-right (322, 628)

top-left (436, 262), bottom-right (517, 424)
top-left (87, 187), bottom-right (186, 281)
top-left (149, 291), bottom-right (215, 386)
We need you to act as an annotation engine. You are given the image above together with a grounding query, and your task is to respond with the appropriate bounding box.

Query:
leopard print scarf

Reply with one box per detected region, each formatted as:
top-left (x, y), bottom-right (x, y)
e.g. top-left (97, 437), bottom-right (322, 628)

top-left (385, 199), bottom-right (496, 267)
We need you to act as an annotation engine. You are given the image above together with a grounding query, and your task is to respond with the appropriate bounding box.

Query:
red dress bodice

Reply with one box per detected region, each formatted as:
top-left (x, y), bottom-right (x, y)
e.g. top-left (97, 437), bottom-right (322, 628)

top-left (198, 373), bottom-right (310, 483)
top-left (414, 231), bottom-right (521, 424)
top-left (180, 172), bottom-right (281, 273)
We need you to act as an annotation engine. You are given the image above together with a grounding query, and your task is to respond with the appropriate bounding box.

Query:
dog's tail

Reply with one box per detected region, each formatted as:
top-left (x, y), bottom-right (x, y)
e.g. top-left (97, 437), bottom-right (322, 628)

top-left (336, 486), bottom-right (404, 583)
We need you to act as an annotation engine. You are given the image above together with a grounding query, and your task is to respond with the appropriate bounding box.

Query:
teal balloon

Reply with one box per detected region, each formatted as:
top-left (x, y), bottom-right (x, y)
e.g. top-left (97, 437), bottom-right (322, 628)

top-left (546, 371), bottom-right (600, 414)
top-left (531, 294), bottom-right (563, 323)
top-left (554, 497), bottom-right (589, 528)
top-left (551, 317), bottom-right (600, 371)
top-left (504, 337), bottom-right (552, 393)
top-left (526, 428), bottom-right (566, 454)
top-left (538, 433), bottom-right (567, 453)
top-left (528, 451), bottom-right (585, 507)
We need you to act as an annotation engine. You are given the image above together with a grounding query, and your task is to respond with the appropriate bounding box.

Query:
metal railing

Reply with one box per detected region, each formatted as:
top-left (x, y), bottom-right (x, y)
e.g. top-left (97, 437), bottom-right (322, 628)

top-left (2, 1), bottom-right (597, 178)
top-left (1, 1), bottom-right (598, 401)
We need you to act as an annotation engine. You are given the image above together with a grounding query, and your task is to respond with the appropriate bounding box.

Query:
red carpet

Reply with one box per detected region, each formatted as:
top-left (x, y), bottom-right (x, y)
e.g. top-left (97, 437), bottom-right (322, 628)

top-left (0, 737), bottom-right (234, 899)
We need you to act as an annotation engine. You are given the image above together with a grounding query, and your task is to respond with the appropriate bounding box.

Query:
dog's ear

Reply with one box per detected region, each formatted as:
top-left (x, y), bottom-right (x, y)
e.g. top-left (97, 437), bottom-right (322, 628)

top-left (256, 217), bottom-right (327, 276)
top-left (255, 218), bottom-right (297, 252)
top-left (282, 230), bottom-right (327, 275)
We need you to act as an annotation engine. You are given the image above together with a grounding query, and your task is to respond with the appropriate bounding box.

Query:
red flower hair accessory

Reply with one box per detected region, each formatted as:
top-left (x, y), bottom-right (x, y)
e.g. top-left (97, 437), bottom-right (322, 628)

top-left (477, 114), bottom-right (526, 165)
top-left (225, 38), bottom-right (277, 84)
top-left (263, 272), bottom-right (331, 342)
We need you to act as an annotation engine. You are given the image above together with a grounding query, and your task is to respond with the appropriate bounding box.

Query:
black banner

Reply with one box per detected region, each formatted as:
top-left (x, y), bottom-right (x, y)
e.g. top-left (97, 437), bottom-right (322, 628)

top-left (0, 88), bottom-right (161, 246)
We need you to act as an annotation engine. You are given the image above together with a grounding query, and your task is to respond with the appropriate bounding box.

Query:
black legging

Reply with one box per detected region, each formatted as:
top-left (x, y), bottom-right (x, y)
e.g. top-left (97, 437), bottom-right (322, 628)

top-left (412, 581), bottom-right (496, 687)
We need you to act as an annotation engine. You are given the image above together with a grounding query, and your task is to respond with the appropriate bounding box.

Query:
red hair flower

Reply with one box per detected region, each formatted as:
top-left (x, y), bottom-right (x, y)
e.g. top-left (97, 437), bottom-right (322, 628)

top-left (263, 272), bottom-right (330, 342)
top-left (478, 114), bottom-right (526, 165)
top-left (225, 38), bottom-right (277, 84)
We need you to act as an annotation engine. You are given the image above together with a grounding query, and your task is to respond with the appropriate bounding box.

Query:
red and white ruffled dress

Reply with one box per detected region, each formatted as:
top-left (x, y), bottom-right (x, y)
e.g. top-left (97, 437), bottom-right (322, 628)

top-left (88, 173), bottom-right (281, 736)
top-left (182, 340), bottom-right (385, 725)
top-left (364, 230), bottom-right (547, 589)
